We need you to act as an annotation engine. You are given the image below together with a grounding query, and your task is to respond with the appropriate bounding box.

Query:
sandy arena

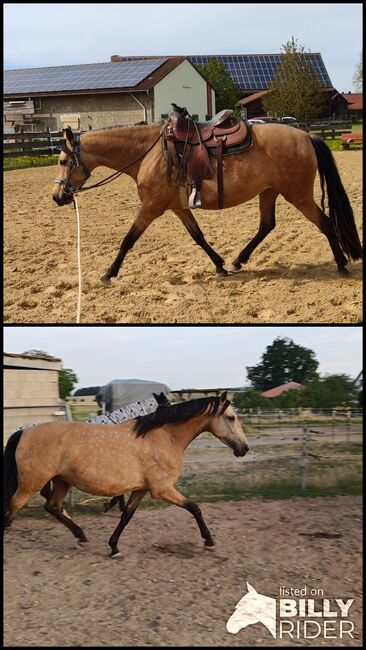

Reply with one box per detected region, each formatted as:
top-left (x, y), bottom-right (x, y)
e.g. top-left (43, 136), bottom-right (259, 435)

top-left (4, 152), bottom-right (362, 324)
top-left (4, 496), bottom-right (362, 646)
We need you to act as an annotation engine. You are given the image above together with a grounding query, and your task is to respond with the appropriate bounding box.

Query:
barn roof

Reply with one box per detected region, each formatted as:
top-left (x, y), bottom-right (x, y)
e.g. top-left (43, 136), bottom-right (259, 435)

top-left (261, 382), bottom-right (303, 398)
top-left (112, 53), bottom-right (333, 92)
top-left (4, 57), bottom-right (186, 96)
top-left (341, 92), bottom-right (363, 110)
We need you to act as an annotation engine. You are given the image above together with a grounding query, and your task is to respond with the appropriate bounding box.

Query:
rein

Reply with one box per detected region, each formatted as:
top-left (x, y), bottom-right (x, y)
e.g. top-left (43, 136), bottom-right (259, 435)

top-left (57, 129), bottom-right (164, 196)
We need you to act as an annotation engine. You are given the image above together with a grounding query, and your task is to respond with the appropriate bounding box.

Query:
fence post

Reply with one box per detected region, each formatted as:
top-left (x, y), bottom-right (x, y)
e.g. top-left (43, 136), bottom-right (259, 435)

top-left (300, 424), bottom-right (309, 490)
top-left (47, 127), bottom-right (53, 155)
top-left (346, 411), bottom-right (351, 443)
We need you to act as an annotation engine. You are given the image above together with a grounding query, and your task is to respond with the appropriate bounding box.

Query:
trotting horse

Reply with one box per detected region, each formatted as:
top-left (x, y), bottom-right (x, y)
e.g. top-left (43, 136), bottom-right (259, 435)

top-left (52, 118), bottom-right (362, 283)
top-left (4, 393), bottom-right (248, 557)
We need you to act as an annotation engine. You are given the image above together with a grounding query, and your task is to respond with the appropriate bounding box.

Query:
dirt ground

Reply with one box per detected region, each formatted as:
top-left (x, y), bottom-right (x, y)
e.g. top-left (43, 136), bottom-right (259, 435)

top-left (4, 496), bottom-right (362, 647)
top-left (4, 152), bottom-right (362, 324)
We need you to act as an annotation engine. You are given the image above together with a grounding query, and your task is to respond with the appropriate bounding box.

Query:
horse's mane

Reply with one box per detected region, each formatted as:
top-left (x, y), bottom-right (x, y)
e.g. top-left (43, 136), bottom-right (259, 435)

top-left (86, 121), bottom-right (163, 134)
top-left (134, 395), bottom-right (229, 437)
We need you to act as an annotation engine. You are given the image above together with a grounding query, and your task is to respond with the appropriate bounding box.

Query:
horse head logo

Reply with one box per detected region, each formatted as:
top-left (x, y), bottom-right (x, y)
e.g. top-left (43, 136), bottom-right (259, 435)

top-left (226, 582), bottom-right (276, 638)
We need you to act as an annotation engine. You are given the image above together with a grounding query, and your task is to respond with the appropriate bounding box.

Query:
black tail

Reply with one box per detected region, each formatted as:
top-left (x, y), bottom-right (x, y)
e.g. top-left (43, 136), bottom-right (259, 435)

top-left (311, 135), bottom-right (362, 261)
top-left (3, 428), bottom-right (23, 528)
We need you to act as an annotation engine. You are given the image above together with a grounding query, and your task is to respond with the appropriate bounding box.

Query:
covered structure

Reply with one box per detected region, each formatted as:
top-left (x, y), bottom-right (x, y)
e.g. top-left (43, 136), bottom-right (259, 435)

top-left (3, 352), bottom-right (66, 442)
top-left (96, 378), bottom-right (170, 413)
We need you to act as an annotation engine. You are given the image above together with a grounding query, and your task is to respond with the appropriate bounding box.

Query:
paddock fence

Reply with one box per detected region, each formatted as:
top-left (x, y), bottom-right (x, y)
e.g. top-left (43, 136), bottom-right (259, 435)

top-left (3, 130), bottom-right (72, 157)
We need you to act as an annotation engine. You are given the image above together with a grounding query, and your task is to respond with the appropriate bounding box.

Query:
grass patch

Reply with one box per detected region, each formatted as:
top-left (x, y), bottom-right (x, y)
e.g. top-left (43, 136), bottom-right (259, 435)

top-left (4, 155), bottom-right (58, 171)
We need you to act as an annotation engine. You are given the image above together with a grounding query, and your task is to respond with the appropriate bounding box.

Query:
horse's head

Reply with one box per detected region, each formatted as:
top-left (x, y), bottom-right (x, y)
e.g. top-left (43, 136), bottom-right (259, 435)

top-left (208, 392), bottom-right (249, 457)
top-left (52, 126), bottom-right (90, 206)
top-left (226, 582), bottom-right (276, 637)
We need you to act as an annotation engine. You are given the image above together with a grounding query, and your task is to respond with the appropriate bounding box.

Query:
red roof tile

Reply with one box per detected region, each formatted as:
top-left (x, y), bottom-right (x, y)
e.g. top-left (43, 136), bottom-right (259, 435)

top-left (262, 381), bottom-right (303, 398)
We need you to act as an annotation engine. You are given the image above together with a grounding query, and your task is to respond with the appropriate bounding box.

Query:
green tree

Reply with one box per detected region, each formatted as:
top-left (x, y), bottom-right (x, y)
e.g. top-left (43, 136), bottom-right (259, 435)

top-left (196, 60), bottom-right (242, 113)
top-left (23, 349), bottom-right (78, 400)
top-left (233, 388), bottom-right (268, 410)
top-left (262, 36), bottom-right (326, 123)
top-left (246, 337), bottom-right (319, 392)
top-left (74, 386), bottom-right (100, 396)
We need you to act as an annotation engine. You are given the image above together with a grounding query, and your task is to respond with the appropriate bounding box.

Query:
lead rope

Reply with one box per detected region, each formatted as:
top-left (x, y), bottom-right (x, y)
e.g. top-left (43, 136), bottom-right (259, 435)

top-left (73, 195), bottom-right (82, 323)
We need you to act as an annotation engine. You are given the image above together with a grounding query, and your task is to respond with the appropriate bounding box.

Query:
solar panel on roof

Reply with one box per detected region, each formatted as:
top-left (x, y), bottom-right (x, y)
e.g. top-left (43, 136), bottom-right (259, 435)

top-left (189, 54), bottom-right (332, 89)
top-left (4, 58), bottom-right (167, 94)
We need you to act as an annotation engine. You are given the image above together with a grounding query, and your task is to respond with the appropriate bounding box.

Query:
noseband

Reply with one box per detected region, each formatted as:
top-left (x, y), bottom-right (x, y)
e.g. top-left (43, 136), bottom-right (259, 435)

top-left (54, 134), bottom-right (91, 195)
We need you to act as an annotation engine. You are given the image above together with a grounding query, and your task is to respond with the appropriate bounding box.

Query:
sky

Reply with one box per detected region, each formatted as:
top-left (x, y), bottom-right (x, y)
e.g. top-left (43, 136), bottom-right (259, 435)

top-left (3, 3), bottom-right (362, 92)
top-left (3, 326), bottom-right (362, 391)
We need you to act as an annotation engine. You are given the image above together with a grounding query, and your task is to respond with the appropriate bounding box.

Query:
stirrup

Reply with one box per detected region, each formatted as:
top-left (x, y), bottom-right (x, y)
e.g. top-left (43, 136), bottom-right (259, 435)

top-left (188, 187), bottom-right (202, 209)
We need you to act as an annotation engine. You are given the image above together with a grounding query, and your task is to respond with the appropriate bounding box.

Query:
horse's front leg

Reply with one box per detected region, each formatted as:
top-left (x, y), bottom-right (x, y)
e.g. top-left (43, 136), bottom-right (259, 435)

top-left (101, 203), bottom-right (165, 285)
top-left (173, 209), bottom-right (228, 276)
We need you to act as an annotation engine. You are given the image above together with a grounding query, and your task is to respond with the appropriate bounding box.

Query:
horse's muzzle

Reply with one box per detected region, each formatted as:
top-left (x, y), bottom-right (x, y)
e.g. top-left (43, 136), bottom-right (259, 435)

top-left (53, 194), bottom-right (73, 206)
top-left (233, 443), bottom-right (249, 457)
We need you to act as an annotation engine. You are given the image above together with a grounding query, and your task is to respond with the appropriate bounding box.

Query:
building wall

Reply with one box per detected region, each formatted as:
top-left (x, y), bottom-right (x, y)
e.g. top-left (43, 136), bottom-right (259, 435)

top-left (153, 59), bottom-right (215, 121)
top-left (25, 92), bottom-right (152, 131)
top-left (4, 354), bottom-right (63, 442)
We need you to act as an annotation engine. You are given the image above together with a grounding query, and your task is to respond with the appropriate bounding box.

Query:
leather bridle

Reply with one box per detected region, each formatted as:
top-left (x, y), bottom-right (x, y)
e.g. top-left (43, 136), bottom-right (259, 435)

top-left (54, 133), bottom-right (91, 196)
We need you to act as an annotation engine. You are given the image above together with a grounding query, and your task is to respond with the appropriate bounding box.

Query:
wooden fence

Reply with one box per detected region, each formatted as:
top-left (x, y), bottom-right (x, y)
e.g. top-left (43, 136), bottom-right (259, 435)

top-left (3, 130), bottom-right (71, 157)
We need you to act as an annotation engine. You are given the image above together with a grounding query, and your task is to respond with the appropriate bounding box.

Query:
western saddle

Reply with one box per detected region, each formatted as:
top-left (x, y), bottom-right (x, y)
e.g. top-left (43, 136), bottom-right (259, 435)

top-left (162, 103), bottom-right (252, 209)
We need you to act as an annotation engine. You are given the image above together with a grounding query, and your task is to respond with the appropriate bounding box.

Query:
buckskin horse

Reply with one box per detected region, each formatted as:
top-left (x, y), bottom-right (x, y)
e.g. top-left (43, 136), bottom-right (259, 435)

top-left (52, 105), bottom-right (362, 283)
top-left (4, 393), bottom-right (249, 557)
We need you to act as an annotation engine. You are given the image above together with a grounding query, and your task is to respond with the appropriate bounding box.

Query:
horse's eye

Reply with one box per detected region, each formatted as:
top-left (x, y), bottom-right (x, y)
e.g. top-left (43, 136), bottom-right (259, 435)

top-left (227, 415), bottom-right (235, 421)
top-left (59, 160), bottom-right (68, 166)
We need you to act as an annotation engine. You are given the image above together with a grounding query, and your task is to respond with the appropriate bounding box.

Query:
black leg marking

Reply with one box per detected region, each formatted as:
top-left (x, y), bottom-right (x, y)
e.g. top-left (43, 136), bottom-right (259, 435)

top-left (101, 224), bottom-right (142, 283)
top-left (232, 212), bottom-right (276, 269)
top-left (108, 491), bottom-right (146, 557)
top-left (184, 500), bottom-right (215, 547)
top-left (174, 209), bottom-right (227, 275)
top-left (45, 504), bottom-right (88, 542)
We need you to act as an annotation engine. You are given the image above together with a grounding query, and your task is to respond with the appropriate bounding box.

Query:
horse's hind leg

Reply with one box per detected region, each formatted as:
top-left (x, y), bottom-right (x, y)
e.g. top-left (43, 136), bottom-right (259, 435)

top-left (290, 197), bottom-right (349, 275)
top-left (173, 208), bottom-right (227, 276)
top-left (229, 189), bottom-right (278, 271)
top-left (5, 486), bottom-right (39, 529)
top-left (44, 479), bottom-right (88, 543)
top-left (108, 490), bottom-right (146, 558)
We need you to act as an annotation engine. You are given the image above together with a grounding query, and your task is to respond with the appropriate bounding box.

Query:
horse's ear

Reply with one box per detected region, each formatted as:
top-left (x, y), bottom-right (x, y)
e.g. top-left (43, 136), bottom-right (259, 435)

top-left (220, 391), bottom-right (228, 403)
top-left (247, 582), bottom-right (256, 593)
top-left (63, 126), bottom-right (75, 146)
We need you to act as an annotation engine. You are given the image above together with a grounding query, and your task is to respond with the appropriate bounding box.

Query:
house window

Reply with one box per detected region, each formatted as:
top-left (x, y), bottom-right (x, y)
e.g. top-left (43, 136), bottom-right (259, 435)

top-left (33, 97), bottom-right (42, 110)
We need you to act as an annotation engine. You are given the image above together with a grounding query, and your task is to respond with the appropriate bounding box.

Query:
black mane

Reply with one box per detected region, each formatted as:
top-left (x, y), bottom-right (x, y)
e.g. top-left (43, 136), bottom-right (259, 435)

top-left (134, 396), bottom-right (228, 437)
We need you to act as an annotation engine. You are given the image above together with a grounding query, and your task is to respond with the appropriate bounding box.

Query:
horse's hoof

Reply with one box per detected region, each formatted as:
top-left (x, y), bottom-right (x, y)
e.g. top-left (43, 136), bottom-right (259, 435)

top-left (216, 267), bottom-right (228, 277)
top-left (228, 262), bottom-right (241, 273)
top-left (204, 540), bottom-right (215, 550)
top-left (100, 274), bottom-right (112, 286)
top-left (338, 266), bottom-right (349, 277)
top-left (77, 539), bottom-right (89, 547)
top-left (110, 551), bottom-right (121, 559)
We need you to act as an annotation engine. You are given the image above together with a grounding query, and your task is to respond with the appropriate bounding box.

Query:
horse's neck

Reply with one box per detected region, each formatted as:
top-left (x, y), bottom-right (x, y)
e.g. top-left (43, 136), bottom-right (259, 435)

top-left (81, 125), bottom-right (161, 179)
top-left (172, 414), bottom-right (210, 451)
